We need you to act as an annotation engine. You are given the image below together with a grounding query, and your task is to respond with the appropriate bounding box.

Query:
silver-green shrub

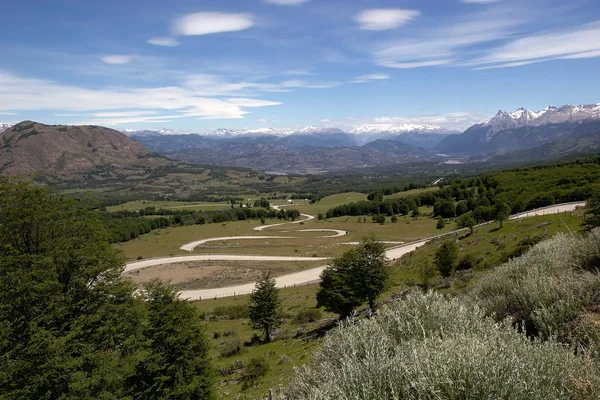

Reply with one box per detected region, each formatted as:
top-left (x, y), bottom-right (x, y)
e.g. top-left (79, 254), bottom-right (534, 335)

top-left (283, 292), bottom-right (599, 400)
top-left (472, 229), bottom-right (600, 342)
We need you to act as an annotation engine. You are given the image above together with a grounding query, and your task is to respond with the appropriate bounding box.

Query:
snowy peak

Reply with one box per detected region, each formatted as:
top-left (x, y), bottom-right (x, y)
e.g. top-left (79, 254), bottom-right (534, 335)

top-left (296, 126), bottom-right (345, 135)
top-left (0, 123), bottom-right (14, 133)
top-left (349, 124), bottom-right (449, 135)
top-left (484, 103), bottom-right (600, 133)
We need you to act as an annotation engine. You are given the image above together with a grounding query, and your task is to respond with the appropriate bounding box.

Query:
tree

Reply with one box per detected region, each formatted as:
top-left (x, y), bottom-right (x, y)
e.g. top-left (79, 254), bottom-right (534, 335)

top-left (434, 241), bottom-right (458, 278)
top-left (494, 202), bottom-right (511, 228)
top-left (455, 200), bottom-right (469, 217)
top-left (583, 194), bottom-right (600, 231)
top-left (249, 273), bottom-right (281, 342)
top-left (434, 199), bottom-right (456, 218)
top-left (131, 281), bottom-right (213, 399)
top-left (317, 238), bottom-right (389, 317)
top-left (0, 179), bottom-right (214, 399)
top-left (456, 212), bottom-right (476, 235)
top-left (436, 216), bottom-right (445, 230)
top-left (391, 215), bottom-right (398, 223)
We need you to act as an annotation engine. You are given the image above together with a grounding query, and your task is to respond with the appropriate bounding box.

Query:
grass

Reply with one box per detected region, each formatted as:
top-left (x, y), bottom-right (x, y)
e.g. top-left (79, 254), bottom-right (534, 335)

top-left (384, 186), bottom-right (440, 199)
top-left (106, 200), bottom-right (231, 212)
top-left (186, 211), bottom-right (587, 399)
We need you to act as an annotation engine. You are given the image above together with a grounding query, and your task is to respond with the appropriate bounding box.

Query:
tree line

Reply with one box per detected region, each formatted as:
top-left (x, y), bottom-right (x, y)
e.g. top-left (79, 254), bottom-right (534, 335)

top-left (100, 206), bottom-right (301, 243)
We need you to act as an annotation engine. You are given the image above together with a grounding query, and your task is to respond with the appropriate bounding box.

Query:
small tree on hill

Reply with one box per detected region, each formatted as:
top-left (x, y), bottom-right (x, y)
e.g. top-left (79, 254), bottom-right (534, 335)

top-left (436, 216), bottom-right (445, 231)
top-left (317, 238), bottom-right (389, 317)
top-left (457, 213), bottom-right (476, 235)
top-left (434, 241), bottom-right (458, 278)
top-left (249, 273), bottom-right (281, 342)
top-left (494, 202), bottom-right (511, 228)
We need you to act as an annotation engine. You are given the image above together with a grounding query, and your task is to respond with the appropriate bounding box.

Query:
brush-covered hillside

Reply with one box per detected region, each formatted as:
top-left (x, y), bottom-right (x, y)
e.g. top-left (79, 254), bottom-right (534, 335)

top-left (0, 121), bottom-right (169, 178)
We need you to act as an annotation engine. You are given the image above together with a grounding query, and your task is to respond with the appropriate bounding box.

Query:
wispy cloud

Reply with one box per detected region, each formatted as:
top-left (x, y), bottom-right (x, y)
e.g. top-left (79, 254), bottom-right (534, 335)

top-left (355, 8), bottom-right (420, 31)
top-left (100, 55), bottom-right (134, 65)
top-left (263, 0), bottom-right (309, 5)
top-left (352, 73), bottom-right (390, 83)
top-left (471, 22), bottom-right (600, 68)
top-left (173, 12), bottom-right (254, 36)
top-left (147, 37), bottom-right (180, 47)
top-left (0, 71), bottom-right (281, 123)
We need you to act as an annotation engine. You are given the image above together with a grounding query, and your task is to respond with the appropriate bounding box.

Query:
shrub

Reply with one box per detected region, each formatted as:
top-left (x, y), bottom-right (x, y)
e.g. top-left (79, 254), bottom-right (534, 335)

top-left (284, 292), bottom-right (600, 400)
top-left (292, 308), bottom-right (322, 324)
top-left (220, 339), bottom-right (244, 358)
top-left (472, 230), bottom-right (600, 345)
top-left (456, 253), bottom-right (477, 271)
top-left (242, 356), bottom-right (269, 389)
top-left (211, 304), bottom-right (249, 319)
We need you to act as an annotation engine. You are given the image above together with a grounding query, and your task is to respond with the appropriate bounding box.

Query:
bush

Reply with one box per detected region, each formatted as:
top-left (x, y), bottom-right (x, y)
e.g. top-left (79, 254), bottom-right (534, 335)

top-left (292, 308), bottom-right (322, 324)
top-left (456, 253), bottom-right (477, 271)
top-left (472, 229), bottom-right (600, 345)
top-left (242, 356), bottom-right (269, 389)
top-left (220, 339), bottom-right (244, 358)
top-left (211, 304), bottom-right (249, 319)
top-left (284, 292), bottom-right (600, 400)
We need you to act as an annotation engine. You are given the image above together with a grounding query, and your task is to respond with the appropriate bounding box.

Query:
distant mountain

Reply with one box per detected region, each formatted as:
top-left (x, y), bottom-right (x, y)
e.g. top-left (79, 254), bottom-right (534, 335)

top-left (487, 137), bottom-right (600, 166)
top-left (0, 121), bottom-right (168, 178)
top-left (391, 132), bottom-right (450, 150)
top-left (0, 123), bottom-right (13, 133)
top-left (435, 103), bottom-right (600, 155)
top-left (349, 124), bottom-right (457, 145)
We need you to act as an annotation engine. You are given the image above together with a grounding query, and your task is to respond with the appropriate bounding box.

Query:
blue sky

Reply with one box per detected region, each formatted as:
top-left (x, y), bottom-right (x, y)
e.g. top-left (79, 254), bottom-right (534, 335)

top-left (1, 0), bottom-right (600, 132)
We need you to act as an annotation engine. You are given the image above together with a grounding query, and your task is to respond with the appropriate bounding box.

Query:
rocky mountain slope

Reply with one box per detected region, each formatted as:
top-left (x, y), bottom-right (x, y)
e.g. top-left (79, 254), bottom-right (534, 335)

top-left (0, 121), bottom-right (168, 178)
top-left (435, 104), bottom-right (600, 154)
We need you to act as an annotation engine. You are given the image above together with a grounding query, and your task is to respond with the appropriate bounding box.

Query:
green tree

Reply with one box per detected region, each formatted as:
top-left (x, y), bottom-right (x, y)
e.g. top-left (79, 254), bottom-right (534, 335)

top-left (249, 273), bottom-right (282, 342)
top-left (456, 212), bottom-right (476, 235)
top-left (131, 281), bottom-right (213, 399)
top-left (436, 216), bottom-right (446, 230)
top-left (317, 238), bottom-right (389, 317)
top-left (434, 241), bottom-right (458, 278)
top-left (583, 194), bottom-right (600, 231)
top-left (391, 215), bottom-right (398, 223)
top-left (494, 202), bottom-right (511, 228)
top-left (0, 179), bottom-right (146, 399)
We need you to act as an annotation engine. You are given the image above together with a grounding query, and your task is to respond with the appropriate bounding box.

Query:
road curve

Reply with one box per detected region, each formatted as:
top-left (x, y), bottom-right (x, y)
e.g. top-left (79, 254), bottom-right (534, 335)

top-left (125, 201), bottom-right (585, 300)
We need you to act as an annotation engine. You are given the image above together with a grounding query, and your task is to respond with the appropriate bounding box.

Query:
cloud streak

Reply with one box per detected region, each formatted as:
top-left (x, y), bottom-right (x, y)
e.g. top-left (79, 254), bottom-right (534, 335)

top-left (263, 0), bottom-right (309, 5)
top-left (100, 55), bottom-right (134, 64)
top-left (147, 37), bottom-right (180, 47)
top-left (355, 9), bottom-right (420, 31)
top-left (173, 12), bottom-right (254, 36)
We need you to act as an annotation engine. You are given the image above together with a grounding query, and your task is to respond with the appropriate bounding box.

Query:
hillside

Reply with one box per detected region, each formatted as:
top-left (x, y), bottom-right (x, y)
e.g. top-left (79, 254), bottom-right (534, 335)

top-left (0, 121), bottom-right (169, 178)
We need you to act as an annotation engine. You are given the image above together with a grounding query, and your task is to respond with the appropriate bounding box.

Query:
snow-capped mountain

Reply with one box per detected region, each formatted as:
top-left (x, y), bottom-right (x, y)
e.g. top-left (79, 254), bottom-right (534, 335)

top-left (350, 124), bottom-right (450, 135)
top-left (0, 123), bottom-right (14, 133)
top-left (435, 103), bottom-right (600, 155)
top-left (483, 104), bottom-right (600, 135)
top-left (295, 126), bottom-right (345, 135)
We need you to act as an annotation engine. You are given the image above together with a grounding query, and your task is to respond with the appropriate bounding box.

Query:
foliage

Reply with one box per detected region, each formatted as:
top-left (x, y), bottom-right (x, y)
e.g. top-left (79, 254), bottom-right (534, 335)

top-left (130, 280), bottom-right (213, 399)
top-left (284, 292), bottom-right (600, 400)
top-left (249, 273), bottom-right (282, 342)
top-left (583, 193), bottom-right (600, 231)
top-left (494, 201), bottom-right (511, 227)
top-left (317, 238), bottom-right (389, 317)
top-left (456, 212), bottom-right (476, 234)
top-left (434, 240), bottom-right (458, 278)
top-left (292, 308), bottom-right (322, 324)
top-left (241, 356), bottom-right (269, 389)
top-left (436, 215), bottom-right (445, 230)
top-left (0, 179), bottom-right (213, 399)
top-left (472, 229), bottom-right (600, 345)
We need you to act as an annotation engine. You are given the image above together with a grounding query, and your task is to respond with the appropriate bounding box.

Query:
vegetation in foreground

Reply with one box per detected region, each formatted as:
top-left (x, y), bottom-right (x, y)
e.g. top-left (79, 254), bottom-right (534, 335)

top-left (0, 179), bottom-right (213, 399)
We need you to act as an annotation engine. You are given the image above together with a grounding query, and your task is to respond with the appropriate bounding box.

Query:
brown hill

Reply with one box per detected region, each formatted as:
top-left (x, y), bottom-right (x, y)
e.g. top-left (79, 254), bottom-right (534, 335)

top-left (0, 121), bottom-right (168, 178)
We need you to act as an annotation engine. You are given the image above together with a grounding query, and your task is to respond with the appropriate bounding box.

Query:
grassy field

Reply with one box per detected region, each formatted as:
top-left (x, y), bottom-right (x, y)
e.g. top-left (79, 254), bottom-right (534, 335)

top-left (106, 200), bottom-right (231, 212)
top-left (385, 186), bottom-right (440, 199)
top-left (116, 205), bottom-right (445, 260)
top-left (183, 211), bottom-right (586, 399)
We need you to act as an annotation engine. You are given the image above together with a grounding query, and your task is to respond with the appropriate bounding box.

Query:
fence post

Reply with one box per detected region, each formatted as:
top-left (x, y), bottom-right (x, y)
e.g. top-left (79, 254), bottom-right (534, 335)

top-left (269, 388), bottom-right (274, 400)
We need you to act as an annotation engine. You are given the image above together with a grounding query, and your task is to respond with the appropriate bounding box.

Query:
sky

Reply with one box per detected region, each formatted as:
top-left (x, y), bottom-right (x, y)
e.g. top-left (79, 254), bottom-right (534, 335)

top-left (1, 0), bottom-right (600, 132)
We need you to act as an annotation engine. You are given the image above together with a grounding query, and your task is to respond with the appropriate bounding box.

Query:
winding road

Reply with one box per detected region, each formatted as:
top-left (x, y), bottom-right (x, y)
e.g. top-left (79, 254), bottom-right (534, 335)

top-left (124, 201), bottom-right (585, 300)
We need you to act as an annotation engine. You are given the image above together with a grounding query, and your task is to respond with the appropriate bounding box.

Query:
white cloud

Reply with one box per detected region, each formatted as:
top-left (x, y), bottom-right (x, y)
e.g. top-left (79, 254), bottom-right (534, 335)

top-left (373, 8), bottom-right (524, 69)
top-left (257, 118), bottom-right (270, 123)
top-left (100, 55), bottom-right (134, 65)
top-left (352, 73), bottom-right (390, 83)
top-left (0, 111), bottom-right (17, 115)
top-left (147, 37), bottom-right (180, 47)
top-left (472, 23), bottom-right (600, 67)
top-left (354, 9), bottom-right (420, 31)
top-left (321, 118), bottom-right (331, 124)
top-left (0, 71), bottom-right (281, 123)
top-left (173, 12), bottom-right (254, 36)
top-left (263, 0), bottom-right (309, 5)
